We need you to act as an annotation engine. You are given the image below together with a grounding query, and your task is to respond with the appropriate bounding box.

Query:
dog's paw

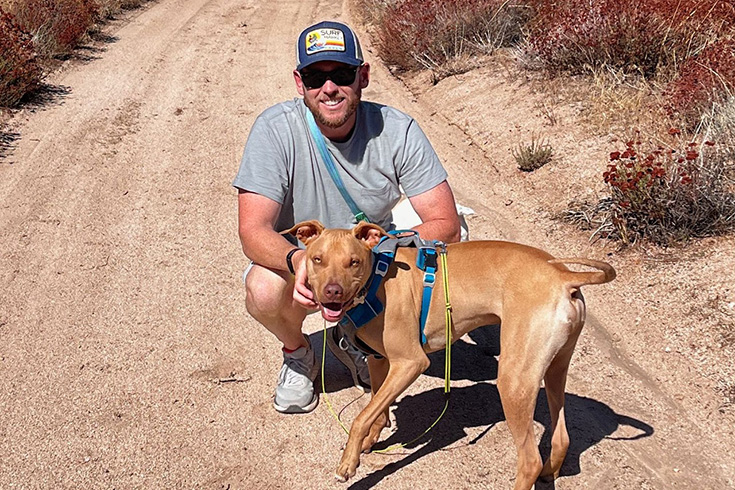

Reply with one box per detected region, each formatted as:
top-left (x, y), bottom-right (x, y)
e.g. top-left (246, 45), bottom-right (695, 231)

top-left (335, 460), bottom-right (359, 482)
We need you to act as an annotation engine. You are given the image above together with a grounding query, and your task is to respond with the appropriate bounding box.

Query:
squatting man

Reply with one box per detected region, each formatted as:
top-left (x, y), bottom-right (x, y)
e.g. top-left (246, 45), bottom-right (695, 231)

top-left (233, 20), bottom-right (462, 413)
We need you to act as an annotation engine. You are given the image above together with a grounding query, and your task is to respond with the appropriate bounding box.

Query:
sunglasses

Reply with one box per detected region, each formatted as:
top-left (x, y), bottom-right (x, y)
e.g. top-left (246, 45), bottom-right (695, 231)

top-left (299, 66), bottom-right (360, 89)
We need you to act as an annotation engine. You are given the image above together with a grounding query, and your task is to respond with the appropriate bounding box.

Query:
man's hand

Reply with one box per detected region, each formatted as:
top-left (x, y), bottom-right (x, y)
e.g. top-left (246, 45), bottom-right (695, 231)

top-left (291, 250), bottom-right (317, 309)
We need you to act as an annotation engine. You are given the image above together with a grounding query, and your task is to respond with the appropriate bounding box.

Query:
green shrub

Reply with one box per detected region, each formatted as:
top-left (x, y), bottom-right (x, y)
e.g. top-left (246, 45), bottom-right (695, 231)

top-left (512, 136), bottom-right (553, 172)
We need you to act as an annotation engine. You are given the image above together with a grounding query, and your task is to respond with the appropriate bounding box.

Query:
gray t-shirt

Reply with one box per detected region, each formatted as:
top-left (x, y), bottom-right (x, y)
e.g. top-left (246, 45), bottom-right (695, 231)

top-left (233, 98), bottom-right (448, 232)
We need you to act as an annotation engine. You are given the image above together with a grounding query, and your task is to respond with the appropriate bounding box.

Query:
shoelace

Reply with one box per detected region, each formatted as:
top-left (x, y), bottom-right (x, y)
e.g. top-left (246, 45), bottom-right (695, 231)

top-left (280, 350), bottom-right (315, 386)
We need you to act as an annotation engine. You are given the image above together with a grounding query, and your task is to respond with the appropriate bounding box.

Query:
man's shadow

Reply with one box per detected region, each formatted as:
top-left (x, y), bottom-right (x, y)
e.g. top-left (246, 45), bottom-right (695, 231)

top-left (313, 326), bottom-right (654, 489)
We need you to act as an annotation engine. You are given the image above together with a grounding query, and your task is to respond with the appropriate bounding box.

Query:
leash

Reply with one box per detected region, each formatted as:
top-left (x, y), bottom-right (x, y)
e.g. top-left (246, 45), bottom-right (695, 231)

top-left (320, 245), bottom-right (453, 451)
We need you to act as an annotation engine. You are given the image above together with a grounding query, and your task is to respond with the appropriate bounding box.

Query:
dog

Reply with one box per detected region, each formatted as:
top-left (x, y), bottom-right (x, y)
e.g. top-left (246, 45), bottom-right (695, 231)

top-left (284, 220), bottom-right (616, 489)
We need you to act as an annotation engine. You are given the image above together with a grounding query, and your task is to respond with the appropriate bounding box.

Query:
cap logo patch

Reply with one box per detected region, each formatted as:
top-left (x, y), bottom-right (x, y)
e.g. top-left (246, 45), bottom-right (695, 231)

top-left (305, 28), bottom-right (346, 55)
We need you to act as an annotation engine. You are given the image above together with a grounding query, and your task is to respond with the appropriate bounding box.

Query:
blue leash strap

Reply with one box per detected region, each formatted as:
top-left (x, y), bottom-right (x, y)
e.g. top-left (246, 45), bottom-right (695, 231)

top-left (305, 109), bottom-right (370, 223)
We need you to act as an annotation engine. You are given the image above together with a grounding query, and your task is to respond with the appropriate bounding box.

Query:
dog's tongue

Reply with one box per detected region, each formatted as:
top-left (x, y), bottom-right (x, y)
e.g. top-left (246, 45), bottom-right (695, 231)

top-left (320, 302), bottom-right (345, 322)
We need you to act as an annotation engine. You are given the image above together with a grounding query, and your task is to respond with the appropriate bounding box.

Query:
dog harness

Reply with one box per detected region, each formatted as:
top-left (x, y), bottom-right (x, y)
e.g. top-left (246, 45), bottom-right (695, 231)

top-left (338, 231), bottom-right (443, 352)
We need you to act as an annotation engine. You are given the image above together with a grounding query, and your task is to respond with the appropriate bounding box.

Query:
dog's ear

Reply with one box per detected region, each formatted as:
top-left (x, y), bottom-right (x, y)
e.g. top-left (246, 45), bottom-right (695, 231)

top-left (353, 222), bottom-right (389, 249)
top-left (280, 220), bottom-right (325, 245)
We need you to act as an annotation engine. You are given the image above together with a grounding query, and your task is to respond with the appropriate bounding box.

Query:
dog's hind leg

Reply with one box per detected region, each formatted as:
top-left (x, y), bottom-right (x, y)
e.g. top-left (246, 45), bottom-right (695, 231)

top-left (335, 356), bottom-right (430, 482)
top-left (538, 345), bottom-right (575, 482)
top-left (540, 292), bottom-right (585, 481)
top-left (497, 320), bottom-right (546, 490)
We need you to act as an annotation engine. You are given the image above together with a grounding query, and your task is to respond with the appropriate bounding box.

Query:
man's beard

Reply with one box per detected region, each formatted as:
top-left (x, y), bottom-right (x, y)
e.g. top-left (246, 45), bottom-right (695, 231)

top-left (305, 96), bottom-right (359, 129)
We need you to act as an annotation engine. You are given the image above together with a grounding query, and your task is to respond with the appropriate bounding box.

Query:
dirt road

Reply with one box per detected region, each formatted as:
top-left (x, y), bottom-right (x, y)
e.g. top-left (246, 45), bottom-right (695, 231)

top-left (1, 0), bottom-right (734, 488)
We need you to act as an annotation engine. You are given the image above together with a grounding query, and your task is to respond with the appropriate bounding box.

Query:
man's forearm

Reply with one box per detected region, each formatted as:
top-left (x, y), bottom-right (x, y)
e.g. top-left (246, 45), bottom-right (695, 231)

top-left (239, 227), bottom-right (300, 272)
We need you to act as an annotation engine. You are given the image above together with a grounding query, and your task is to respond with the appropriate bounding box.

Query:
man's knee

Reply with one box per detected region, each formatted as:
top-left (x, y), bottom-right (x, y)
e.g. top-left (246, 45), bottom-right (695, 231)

top-left (244, 264), bottom-right (293, 319)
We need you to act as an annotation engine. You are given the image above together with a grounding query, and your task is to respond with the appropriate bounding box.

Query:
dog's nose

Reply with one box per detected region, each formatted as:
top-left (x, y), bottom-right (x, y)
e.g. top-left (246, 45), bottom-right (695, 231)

top-left (324, 283), bottom-right (344, 301)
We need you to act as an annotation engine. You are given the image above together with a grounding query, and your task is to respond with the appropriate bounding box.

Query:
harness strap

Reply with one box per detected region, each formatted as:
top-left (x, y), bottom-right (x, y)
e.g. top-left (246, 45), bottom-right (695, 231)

top-left (305, 110), bottom-right (369, 223)
top-left (343, 231), bottom-right (443, 346)
top-left (418, 247), bottom-right (438, 344)
top-left (341, 250), bottom-right (395, 329)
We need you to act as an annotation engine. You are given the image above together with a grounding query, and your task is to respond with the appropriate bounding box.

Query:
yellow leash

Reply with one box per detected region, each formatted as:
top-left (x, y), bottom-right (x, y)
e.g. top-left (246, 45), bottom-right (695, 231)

top-left (321, 245), bottom-right (453, 452)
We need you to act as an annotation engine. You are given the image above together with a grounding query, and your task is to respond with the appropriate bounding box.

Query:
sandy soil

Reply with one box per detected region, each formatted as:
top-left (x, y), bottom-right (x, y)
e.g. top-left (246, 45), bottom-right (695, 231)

top-left (1, 0), bottom-right (734, 488)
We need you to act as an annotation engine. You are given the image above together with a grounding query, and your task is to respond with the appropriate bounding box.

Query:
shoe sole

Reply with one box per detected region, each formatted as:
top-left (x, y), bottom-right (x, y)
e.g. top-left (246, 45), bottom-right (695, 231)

top-left (273, 393), bottom-right (319, 414)
top-left (326, 327), bottom-right (370, 392)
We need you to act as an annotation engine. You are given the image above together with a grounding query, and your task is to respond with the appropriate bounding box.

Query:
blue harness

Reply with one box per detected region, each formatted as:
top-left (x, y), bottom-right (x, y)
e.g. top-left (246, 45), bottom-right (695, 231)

top-left (338, 231), bottom-right (441, 346)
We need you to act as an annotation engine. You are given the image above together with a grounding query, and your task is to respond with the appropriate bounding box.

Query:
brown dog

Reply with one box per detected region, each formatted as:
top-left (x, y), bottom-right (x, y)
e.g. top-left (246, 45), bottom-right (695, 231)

top-left (284, 220), bottom-right (616, 489)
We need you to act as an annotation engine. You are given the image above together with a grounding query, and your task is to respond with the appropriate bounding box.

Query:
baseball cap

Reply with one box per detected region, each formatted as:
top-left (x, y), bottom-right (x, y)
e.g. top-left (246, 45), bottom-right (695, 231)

top-left (296, 21), bottom-right (364, 71)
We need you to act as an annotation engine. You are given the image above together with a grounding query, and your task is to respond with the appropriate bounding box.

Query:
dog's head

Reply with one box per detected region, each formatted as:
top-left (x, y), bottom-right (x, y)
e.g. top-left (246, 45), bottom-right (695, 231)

top-left (282, 220), bottom-right (390, 322)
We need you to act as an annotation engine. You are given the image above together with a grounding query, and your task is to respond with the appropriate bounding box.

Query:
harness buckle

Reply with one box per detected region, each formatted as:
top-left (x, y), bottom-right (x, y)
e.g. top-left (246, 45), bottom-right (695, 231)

top-left (375, 257), bottom-right (391, 276)
top-left (417, 246), bottom-right (438, 271)
top-left (423, 271), bottom-right (436, 288)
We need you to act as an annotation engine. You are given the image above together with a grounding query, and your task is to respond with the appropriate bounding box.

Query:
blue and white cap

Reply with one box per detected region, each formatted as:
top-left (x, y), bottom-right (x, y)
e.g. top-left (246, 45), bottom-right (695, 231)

top-left (296, 21), bottom-right (364, 71)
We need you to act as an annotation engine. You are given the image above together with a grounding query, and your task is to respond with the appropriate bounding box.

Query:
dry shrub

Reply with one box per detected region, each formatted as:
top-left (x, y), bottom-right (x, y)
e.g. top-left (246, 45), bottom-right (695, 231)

top-left (11, 0), bottom-right (100, 57)
top-left (351, 0), bottom-right (397, 26)
top-left (704, 96), bottom-right (735, 163)
top-left (376, 0), bottom-right (530, 74)
top-left (97, 0), bottom-right (148, 19)
top-left (667, 38), bottom-right (735, 128)
top-left (0, 9), bottom-right (43, 107)
top-left (522, 0), bottom-right (734, 76)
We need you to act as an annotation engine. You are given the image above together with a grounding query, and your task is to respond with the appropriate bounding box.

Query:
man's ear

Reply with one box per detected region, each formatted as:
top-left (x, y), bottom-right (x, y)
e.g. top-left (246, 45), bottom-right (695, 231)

top-left (359, 63), bottom-right (370, 89)
top-left (281, 220), bottom-right (325, 245)
top-left (352, 221), bottom-right (388, 249)
top-left (293, 69), bottom-right (306, 96)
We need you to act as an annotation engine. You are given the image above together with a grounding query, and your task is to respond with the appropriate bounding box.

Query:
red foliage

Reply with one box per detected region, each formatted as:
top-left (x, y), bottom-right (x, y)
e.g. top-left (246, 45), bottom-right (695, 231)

top-left (666, 37), bottom-right (735, 125)
top-left (524, 0), bottom-right (734, 75)
top-left (11, 0), bottom-right (100, 56)
top-left (377, 0), bottom-right (527, 71)
top-left (0, 9), bottom-right (43, 107)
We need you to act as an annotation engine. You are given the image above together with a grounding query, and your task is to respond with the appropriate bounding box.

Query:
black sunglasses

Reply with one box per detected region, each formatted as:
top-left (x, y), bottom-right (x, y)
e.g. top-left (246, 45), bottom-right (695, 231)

top-left (299, 66), bottom-right (360, 89)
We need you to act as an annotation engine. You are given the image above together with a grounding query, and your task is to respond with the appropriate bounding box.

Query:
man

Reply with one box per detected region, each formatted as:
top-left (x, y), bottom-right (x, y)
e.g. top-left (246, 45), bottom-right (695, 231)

top-left (234, 20), bottom-right (461, 414)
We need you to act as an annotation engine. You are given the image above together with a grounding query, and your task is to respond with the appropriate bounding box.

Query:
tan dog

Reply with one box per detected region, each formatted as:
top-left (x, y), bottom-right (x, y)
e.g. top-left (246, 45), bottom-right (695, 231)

top-left (284, 220), bottom-right (616, 489)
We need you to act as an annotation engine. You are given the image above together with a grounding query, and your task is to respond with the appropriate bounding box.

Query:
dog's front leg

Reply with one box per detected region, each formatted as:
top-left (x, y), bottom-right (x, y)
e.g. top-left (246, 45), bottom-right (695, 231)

top-left (335, 357), bottom-right (429, 482)
top-left (362, 356), bottom-right (390, 453)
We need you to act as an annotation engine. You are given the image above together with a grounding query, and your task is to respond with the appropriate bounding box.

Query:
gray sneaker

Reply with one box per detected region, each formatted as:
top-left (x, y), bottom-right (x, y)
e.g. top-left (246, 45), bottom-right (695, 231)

top-left (327, 325), bottom-right (371, 392)
top-left (273, 339), bottom-right (319, 414)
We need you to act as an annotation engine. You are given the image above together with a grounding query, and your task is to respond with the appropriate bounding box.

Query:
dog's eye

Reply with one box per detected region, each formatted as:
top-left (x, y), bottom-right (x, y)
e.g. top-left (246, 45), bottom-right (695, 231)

top-left (350, 259), bottom-right (360, 267)
top-left (313, 256), bottom-right (322, 264)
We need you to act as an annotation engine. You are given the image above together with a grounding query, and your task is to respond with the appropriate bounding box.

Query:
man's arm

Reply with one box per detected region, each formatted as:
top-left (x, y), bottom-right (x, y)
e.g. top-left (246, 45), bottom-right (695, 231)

top-left (237, 190), bottom-right (316, 308)
top-left (407, 180), bottom-right (461, 243)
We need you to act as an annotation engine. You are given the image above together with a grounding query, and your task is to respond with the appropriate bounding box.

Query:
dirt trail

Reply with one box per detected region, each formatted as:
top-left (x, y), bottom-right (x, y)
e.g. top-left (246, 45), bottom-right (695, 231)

top-left (1, 0), bottom-right (733, 488)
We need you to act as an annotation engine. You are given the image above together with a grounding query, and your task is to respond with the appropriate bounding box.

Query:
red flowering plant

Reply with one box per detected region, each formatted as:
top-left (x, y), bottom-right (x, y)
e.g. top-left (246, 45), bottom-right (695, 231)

top-left (603, 128), bottom-right (732, 245)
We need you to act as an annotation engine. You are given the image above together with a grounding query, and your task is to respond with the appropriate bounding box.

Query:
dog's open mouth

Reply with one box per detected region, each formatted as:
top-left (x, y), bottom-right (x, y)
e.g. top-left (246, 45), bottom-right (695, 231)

top-left (319, 301), bottom-right (352, 322)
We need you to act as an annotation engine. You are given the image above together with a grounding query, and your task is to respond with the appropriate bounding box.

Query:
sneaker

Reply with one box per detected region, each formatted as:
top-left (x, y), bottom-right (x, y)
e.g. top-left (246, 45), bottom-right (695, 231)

top-left (273, 339), bottom-right (319, 414)
top-left (327, 324), bottom-right (371, 392)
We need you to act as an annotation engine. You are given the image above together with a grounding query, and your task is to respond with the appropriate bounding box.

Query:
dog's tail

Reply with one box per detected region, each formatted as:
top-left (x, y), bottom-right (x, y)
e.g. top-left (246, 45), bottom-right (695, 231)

top-left (548, 258), bottom-right (616, 288)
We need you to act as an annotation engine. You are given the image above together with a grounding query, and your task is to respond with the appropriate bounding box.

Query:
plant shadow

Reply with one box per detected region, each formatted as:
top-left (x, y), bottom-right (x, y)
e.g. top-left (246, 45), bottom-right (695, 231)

top-left (0, 130), bottom-right (20, 160)
top-left (342, 325), bottom-right (654, 489)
